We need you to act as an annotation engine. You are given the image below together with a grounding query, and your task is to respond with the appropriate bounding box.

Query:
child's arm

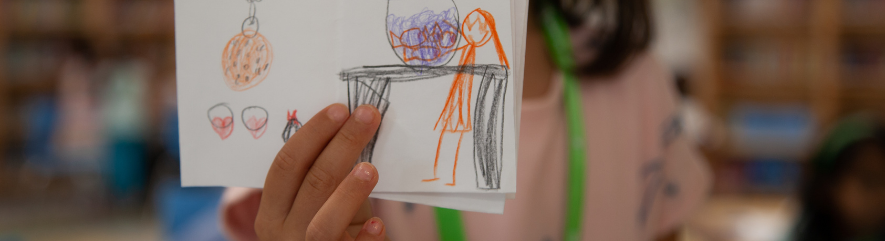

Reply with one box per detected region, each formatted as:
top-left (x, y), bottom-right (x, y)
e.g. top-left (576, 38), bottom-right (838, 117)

top-left (221, 187), bottom-right (262, 241)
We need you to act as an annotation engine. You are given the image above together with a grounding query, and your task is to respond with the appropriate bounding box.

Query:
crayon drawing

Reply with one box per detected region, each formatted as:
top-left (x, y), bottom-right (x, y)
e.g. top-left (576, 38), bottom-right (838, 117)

top-left (221, 0), bottom-right (273, 92)
top-left (208, 103), bottom-right (235, 140)
top-left (386, 0), bottom-right (460, 67)
top-left (176, 0), bottom-right (517, 197)
top-left (340, 1), bottom-right (509, 190)
top-left (282, 110), bottom-right (303, 143)
top-left (242, 106), bottom-right (268, 139)
top-left (427, 9), bottom-right (509, 187)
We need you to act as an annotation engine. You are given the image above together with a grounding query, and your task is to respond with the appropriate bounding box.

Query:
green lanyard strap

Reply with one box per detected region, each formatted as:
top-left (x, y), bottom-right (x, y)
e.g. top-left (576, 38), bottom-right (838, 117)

top-left (540, 3), bottom-right (588, 241)
top-left (436, 3), bottom-right (587, 241)
top-left (435, 208), bottom-right (467, 241)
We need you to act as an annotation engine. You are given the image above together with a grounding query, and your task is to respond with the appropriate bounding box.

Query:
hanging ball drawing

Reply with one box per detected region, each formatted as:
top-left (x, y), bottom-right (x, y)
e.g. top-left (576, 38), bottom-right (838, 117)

top-left (221, 18), bottom-right (273, 92)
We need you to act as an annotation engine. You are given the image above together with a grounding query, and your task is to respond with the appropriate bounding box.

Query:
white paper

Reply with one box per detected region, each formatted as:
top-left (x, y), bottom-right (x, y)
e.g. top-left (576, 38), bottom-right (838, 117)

top-left (176, 0), bottom-right (522, 206)
top-left (176, 0), bottom-right (341, 188)
top-left (511, 0), bottom-right (529, 156)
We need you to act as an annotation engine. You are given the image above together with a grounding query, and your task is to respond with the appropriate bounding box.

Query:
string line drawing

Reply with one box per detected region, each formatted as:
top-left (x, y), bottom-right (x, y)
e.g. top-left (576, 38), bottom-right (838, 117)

top-left (242, 106), bottom-right (269, 139)
top-left (208, 103), bottom-right (235, 140)
top-left (282, 110), bottom-right (303, 143)
top-left (222, 0), bottom-right (273, 92)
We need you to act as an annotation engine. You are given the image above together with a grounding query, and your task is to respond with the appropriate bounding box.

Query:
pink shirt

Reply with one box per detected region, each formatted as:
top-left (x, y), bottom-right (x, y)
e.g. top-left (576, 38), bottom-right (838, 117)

top-left (219, 53), bottom-right (712, 241)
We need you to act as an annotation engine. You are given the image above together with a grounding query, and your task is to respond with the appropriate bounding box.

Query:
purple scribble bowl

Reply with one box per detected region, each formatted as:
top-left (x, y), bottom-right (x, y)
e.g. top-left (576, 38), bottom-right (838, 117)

top-left (386, 0), bottom-right (461, 67)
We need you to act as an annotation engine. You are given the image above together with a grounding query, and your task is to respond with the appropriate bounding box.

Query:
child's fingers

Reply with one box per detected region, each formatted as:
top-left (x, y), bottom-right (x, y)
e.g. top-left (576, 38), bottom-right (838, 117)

top-left (286, 105), bottom-right (381, 235)
top-left (256, 104), bottom-right (349, 229)
top-left (353, 218), bottom-right (386, 241)
top-left (342, 201), bottom-right (376, 238)
top-left (304, 162), bottom-right (379, 241)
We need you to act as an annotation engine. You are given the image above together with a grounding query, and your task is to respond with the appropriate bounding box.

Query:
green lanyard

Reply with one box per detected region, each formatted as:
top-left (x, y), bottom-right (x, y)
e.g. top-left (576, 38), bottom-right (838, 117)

top-left (435, 3), bottom-right (587, 241)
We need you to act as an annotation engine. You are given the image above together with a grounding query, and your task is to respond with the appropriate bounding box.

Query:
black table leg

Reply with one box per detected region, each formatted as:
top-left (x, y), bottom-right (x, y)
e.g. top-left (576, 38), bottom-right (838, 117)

top-left (340, 65), bottom-right (508, 190)
top-left (344, 76), bottom-right (391, 164)
top-left (472, 70), bottom-right (508, 190)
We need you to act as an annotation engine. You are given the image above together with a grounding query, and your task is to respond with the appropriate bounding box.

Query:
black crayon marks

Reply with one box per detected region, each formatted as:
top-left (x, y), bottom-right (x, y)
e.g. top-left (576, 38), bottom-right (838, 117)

top-left (208, 103), bottom-right (235, 140)
top-left (282, 110), bottom-right (303, 143)
top-left (339, 3), bottom-right (510, 190)
top-left (472, 67), bottom-right (507, 190)
top-left (339, 64), bottom-right (509, 190)
top-left (242, 106), bottom-right (269, 139)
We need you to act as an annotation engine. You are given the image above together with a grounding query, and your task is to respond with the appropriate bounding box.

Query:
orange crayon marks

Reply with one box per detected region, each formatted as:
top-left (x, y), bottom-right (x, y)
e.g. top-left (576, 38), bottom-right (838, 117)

top-left (222, 29), bottom-right (273, 92)
top-left (424, 8), bottom-right (508, 186)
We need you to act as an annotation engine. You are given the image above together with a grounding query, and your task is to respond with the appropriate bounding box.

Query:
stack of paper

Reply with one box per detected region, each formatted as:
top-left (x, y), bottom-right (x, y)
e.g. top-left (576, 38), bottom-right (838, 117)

top-left (175, 0), bottom-right (529, 214)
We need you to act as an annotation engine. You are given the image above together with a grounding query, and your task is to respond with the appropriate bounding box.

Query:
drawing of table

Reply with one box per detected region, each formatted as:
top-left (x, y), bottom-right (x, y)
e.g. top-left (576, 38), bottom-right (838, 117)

top-left (339, 64), bottom-right (509, 190)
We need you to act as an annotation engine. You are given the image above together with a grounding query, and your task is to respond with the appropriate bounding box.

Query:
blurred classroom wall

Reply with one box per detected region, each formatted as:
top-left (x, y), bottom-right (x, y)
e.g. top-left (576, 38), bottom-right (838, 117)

top-left (0, 0), bottom-right (224, 240)
top-left (653, 0), bottom-right (885, 240)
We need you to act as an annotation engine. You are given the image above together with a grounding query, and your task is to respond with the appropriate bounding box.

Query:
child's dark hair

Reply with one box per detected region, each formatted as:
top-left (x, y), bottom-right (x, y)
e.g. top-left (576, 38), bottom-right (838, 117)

top-left (794, 116), bottom-right (885, 240)
top-left (530, 0), bottom-right (653, 75)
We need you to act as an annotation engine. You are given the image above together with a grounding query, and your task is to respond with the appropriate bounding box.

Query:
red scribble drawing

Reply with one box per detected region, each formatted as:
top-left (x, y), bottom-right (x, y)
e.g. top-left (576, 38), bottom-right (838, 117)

top-left (282, 110), bottom-right (303, 143)
top-left (221, 0), bottom-right (273, 92)
top-left (242, 106), bottom-right (268, 139)
top-left (208, 103), bottom-right (235, 140)
top-left (423, 8), bottom-right (509, 186)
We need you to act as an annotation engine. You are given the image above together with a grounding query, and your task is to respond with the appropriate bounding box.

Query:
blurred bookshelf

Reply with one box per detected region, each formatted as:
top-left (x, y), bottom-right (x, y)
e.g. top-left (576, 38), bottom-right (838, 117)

top-left (0, 0), bottom-right (7, 194)
top-left (0, 0), bottom-right (175, 198)
top-left (694, 0), bottom-right (885, 194)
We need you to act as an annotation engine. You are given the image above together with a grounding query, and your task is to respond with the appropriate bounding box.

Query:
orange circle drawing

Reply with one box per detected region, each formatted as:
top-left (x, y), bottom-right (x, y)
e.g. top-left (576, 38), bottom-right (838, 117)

top-left (221, 29), bottom-right (273, 91)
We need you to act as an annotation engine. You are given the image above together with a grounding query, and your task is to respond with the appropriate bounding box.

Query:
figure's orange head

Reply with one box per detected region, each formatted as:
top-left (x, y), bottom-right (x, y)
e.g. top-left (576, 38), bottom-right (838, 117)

top-left (461, 9), bottom-right (494, 47)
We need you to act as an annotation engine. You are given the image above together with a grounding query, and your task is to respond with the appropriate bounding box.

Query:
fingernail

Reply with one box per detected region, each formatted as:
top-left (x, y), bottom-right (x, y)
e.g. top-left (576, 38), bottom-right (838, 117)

top-left (364, 218), bottom-right (383, 236)
top-left (327, 104), bottom-right (348, 123)
top-left (352, 162), bottom-right (375, 181)
top-left (354, 105), bottom-right (376, 124)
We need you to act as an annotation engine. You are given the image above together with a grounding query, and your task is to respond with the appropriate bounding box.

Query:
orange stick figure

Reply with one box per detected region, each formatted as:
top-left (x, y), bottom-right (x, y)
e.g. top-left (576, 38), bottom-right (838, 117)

top-left (423, 8), bottom-right (509, 186)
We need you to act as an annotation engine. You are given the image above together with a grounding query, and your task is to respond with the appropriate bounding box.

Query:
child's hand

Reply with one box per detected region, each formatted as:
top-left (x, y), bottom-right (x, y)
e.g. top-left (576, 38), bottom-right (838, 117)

top-left (255, 103), bottom-right (386, 241)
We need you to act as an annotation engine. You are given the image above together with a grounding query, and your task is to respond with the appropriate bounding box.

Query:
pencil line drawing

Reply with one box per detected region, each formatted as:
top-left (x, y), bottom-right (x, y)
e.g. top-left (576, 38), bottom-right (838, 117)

top-left (282, 110), bottom-right (303, 143)
top-left (242, 106), bottom-right (268, 139)
top-left (208, 103), bottom-right (235, 140)
top-left (342, 4), bottom-right (509, 190)
top-left (222, 0), bottom-right (273, 92)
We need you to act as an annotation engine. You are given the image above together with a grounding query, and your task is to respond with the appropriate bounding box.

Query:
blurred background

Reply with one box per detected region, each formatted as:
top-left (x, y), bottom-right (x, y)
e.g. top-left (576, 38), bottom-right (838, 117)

top-left (0, 0), bottom-right (884, 240)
